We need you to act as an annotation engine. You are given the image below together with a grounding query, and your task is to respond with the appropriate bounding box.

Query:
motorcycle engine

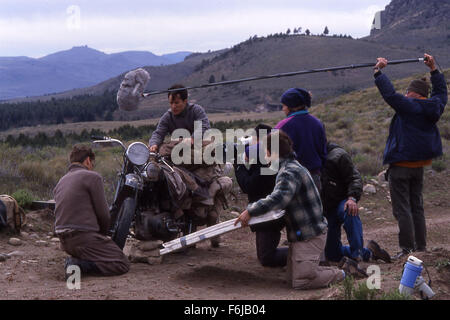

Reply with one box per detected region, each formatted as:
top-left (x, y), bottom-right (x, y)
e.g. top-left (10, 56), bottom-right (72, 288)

top-left (135, 210), bottom-right (178, 241)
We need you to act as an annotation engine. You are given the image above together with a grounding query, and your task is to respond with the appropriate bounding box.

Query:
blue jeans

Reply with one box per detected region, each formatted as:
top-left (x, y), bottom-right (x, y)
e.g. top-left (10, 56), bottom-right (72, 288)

top-left (324, 200), bottom-right (372, 262)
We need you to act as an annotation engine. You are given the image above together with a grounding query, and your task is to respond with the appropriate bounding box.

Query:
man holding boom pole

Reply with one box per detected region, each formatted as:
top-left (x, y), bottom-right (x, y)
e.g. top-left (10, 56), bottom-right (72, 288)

top-left (374, 54), bottom-right (447, 260)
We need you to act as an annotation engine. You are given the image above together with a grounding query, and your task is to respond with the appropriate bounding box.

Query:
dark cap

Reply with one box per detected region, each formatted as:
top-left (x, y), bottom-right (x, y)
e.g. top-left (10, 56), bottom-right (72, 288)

top-left (407, 78), bottom-right (430, 98)
top-left (281, 88), bottom-right (311, 109)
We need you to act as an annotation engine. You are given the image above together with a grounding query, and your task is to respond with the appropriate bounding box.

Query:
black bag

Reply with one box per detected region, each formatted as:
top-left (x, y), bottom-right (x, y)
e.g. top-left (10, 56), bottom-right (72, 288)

top-left (0, 200), bottom-right (7, 229)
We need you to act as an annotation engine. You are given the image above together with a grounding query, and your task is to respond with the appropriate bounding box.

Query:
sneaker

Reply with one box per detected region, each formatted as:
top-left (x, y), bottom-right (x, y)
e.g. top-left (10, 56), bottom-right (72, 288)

top-left (415, 247), bottom-right (427, 252)
top-left (367, 240), bottom-right (391, 263)
top-left (338, 257), bottom-right (368, 279)
top-left (392, 249), bottom-right (412, 261)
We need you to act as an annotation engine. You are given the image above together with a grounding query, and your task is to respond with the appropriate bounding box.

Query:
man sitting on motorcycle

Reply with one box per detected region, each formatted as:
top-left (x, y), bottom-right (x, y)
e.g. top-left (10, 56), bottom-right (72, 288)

top-left (148, 84), bottom-right (210, 153)
top-left (54, 145), bottom-right (130, 278)
top-left (148, 84), bottom-right (230, 248)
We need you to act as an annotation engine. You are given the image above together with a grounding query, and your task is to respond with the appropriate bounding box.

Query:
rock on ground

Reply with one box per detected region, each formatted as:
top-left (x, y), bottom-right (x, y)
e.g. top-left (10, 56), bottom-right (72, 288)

top-left (35, 240), bottom-right (49, 247)
top-left (363, 184), bottom-right (377, 194)
top-left (138, 240), bottom-right (163, 252)
top-left (7, 251), bottom-right (25, 257)
top-left (128, 243), bottom-right (162, 264)
top-left (8, 238), bottom-right (22, 246)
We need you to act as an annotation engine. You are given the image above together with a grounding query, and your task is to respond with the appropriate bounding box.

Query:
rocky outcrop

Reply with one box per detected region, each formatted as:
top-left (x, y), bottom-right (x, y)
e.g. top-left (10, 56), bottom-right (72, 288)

top-left (370, 0), bottom-right (449, 36)
top-left (368, 0), bottom-right (450, 61)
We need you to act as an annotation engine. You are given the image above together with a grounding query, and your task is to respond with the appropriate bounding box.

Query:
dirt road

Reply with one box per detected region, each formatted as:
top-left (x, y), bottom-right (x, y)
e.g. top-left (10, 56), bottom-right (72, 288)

top-left (1, 172), bottom-right (449, 300)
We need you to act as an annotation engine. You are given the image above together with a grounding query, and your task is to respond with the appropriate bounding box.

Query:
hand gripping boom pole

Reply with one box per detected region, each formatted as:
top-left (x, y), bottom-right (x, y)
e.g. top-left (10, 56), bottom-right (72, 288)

top-left (143, 58), bottom-right (424, 97)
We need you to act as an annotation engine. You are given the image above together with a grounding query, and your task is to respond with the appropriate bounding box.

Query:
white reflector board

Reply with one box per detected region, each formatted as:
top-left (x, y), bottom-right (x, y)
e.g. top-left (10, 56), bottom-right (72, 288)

top-left (160, 210), bottom-right (285, 255)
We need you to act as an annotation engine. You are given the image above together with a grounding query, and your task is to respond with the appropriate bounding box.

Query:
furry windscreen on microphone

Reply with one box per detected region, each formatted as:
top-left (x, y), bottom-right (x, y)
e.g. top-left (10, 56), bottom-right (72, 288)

top-left (117, 68), bottom-right (150, 111)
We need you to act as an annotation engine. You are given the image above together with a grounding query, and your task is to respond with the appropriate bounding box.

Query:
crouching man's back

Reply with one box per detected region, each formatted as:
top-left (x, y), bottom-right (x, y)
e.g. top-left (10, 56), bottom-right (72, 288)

top-left (54, 144), bottom-right (130, 278)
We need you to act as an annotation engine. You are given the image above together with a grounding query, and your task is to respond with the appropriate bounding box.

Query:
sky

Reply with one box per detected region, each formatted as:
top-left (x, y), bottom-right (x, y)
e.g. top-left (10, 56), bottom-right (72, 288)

top-left (0, 0), bottom-right (391, 58)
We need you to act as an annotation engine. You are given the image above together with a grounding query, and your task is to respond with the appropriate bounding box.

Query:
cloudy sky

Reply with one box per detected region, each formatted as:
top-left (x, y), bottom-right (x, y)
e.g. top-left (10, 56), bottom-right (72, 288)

top-left (0, 0), bottom-right (391, 57)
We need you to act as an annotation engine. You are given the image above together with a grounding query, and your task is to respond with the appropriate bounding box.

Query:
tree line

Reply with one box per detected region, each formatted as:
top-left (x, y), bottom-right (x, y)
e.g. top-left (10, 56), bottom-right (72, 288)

top-left (0, 91), bottom-right (118, 131)
top-left (3, 119), bottom-right (262, 148)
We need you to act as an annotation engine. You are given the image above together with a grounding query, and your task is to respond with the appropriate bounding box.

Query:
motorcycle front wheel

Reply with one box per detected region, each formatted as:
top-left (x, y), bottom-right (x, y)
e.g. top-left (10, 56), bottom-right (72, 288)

top-left (112, 197), bottom-right (136, 250)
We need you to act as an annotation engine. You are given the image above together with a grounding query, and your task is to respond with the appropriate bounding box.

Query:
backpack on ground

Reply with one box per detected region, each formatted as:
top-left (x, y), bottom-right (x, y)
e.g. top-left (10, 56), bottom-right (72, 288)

top-left (0, 195), bottom-right (26, 233)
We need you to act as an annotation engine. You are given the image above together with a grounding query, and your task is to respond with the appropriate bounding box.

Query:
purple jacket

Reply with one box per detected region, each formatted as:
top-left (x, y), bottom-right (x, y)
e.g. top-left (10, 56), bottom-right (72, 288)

top-left (275, 111), bottom-right (327, 173)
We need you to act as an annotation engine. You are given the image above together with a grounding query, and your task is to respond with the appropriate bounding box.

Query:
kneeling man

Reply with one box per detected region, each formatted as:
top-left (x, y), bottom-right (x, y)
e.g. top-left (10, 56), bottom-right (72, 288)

top-left (235, 131), bottom-right (349, 290)
top-left (54, 145), bottom-right (130, 277)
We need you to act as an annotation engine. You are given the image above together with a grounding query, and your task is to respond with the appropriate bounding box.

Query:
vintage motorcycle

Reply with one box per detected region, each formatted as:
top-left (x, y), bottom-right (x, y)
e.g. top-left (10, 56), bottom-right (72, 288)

top-left (92, 136), bottom-right (229, 250)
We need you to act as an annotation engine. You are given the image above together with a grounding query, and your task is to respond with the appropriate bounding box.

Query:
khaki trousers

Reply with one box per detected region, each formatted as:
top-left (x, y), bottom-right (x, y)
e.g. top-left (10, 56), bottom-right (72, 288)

top-left (59, 231), bottom-right (130, 276)
top-left (287, 233), bottom-right (344, 290)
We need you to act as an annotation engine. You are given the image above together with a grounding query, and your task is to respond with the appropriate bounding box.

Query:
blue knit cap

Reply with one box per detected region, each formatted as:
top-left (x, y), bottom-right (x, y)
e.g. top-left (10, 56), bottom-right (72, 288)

top-left (281, 88), bottom-right (311, 109)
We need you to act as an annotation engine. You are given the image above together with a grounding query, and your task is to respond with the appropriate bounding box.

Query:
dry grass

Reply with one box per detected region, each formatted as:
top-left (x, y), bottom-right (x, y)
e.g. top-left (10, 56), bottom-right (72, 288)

top-left (1, 69), bottom-right (448, 203)
top-left (0, 111), bottom-right (283, 139)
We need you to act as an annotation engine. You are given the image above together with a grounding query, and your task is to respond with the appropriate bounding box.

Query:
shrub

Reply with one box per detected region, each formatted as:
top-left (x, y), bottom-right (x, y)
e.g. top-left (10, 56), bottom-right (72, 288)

top-left (341, 276), bottom-right (377, 300)
top-left (439, 123), bottom-right (450, 140)
top-left (362, 145), bottom-right (375, 155)
top-left (336, 117), bottom-right (353, 129)
top-left (378, 290), bottom-right (413, 300)
top-left (354, 154), bottom-right (384, 176)
top-left (342, 275), bottom-right (355, 300)
top-left (435, 259), bottom-right (450, 272)
top-left (339, 274), bottom-right (411, 300)
top-left (18, 161), bottom-right (59, 187)
top-left (432, 157), bottom-right (447, 172)
top-left (352, 282), bottom-right (378, 300)
top-left (12, 189), bottom-right (35, 209)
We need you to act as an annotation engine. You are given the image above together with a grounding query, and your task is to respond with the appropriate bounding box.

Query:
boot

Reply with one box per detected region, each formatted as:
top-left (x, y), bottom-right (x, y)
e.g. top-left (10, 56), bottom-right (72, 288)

top-left (338, 257), bottom-right (368, 279)
top-left (64, 256), bottom-right (101, 280)
top-left (367, 240), bottom-right (391, 263)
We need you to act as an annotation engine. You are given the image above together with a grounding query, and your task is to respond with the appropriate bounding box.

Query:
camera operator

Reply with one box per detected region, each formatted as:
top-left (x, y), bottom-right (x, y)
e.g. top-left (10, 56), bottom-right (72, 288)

top-left (234, 124), bottom-right (287, 267)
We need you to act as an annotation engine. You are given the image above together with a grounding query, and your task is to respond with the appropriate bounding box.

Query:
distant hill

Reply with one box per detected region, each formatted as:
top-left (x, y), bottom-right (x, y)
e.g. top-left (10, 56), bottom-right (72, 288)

top-left (2, 0), bottom-right (449, 128)
top-left (367, 0), bottom-right (450, 60)
top-left (0, 46), bottom-right (191, 100)
top-left (3, 34), bottom-right (440, 123)
top-left (170, 35), bottom-right (427, 114)
top-left (0, 50), bottom-right (225, 131)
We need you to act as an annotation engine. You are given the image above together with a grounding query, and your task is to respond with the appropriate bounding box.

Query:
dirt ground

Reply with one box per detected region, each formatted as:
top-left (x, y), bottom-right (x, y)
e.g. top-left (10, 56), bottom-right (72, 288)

top-left (1, 169), bottom-right (449, 300)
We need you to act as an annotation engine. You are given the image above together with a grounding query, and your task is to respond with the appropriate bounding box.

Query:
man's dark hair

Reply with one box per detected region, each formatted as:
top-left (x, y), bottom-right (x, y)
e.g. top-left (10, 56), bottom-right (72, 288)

top-left (265, 130), bottom-right (293, 158)
top-left (69, 144), bottom-right (95, 164)
top-left (168, 84), bottom-right (188, 101)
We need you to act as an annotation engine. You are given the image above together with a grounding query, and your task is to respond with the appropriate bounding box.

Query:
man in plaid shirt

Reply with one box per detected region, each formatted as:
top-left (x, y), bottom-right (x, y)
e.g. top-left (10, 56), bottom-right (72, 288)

top-left (236, 130), bottom-right (348, 290)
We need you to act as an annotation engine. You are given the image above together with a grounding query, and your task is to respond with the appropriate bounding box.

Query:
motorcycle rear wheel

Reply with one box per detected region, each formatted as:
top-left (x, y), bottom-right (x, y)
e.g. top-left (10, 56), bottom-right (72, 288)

top-left (112, 197), bottom-right (136, 250)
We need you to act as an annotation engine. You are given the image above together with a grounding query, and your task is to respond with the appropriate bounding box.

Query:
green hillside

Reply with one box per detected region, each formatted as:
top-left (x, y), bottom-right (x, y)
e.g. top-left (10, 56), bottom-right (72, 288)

top-left (1, 69), bottom-right (448, 202)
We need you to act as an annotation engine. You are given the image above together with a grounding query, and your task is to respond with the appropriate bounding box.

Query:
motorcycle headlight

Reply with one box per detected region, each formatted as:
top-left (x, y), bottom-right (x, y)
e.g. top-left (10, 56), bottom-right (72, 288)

top-left (126, 142), bottom-right (150, 166)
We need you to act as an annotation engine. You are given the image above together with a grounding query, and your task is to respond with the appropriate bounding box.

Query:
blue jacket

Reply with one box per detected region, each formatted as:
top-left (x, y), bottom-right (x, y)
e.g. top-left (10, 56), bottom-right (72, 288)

top-left (375, 70), bottom-right (447, 165)
top-left (275, 111), bottom-right (327, 173)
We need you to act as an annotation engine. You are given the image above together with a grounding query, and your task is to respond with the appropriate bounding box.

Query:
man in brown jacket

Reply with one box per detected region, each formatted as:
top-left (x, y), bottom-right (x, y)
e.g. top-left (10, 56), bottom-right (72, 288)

top-left (54, 145), bottom-right (130, 277)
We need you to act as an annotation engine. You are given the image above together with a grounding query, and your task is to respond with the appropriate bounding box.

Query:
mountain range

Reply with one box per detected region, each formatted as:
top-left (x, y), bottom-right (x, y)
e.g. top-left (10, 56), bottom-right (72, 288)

top-left (0, 46), bottom-right (191, 100)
